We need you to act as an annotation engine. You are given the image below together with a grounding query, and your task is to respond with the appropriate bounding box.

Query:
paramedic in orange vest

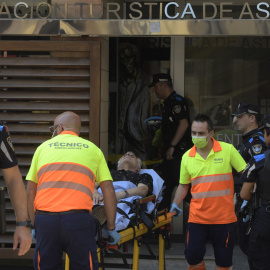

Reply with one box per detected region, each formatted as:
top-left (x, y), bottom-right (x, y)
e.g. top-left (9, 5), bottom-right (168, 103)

top-left (170, 114), bottom-right (246, 270)
top-left (26, 111), bottom-right (119, 270)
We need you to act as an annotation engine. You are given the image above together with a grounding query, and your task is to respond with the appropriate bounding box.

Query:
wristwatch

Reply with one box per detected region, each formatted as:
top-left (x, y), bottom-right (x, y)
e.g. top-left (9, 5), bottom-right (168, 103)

top-left (16, 220), bottom-right (33, 228)
top-left (124, 190), bottom-right (129, 198)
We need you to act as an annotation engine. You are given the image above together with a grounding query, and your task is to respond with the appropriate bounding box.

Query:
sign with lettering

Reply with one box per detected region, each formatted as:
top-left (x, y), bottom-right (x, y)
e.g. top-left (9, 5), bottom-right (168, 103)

top-left (0, 1), bottom-right (270, 20)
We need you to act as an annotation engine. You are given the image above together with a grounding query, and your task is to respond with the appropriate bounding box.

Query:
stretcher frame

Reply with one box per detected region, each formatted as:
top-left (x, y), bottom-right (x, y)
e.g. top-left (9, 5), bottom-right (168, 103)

top-left (65, 195), bottom-right (175, 270)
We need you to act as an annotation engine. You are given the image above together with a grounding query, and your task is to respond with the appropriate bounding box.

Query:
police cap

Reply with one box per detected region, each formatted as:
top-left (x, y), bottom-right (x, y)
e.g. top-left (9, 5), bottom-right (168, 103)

top-left (231, 102), bottom-right (260, 116)
top-left (258, 115), bottom-right (270, 130)
top-left (148, 73), bottom-right (172, 87)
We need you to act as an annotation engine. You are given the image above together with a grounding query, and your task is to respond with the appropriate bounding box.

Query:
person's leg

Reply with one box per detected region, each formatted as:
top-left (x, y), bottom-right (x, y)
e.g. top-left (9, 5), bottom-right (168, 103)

top-left (159, 158), bottom-right (181, 211)
top-left (185, 223), bottom-right (208, 269)
top-left (62, 213), bottom-right (99, 270)
top-left (248, 207), bottom-right (270, 270)
top-left (210, 223), bottom-right (235, 269)
top-left (237, 216), bottom-right (252, 268)
top-left (237, 217), bottom-right (249, 255)
top-left (33, 214), bottom-right (63, 270)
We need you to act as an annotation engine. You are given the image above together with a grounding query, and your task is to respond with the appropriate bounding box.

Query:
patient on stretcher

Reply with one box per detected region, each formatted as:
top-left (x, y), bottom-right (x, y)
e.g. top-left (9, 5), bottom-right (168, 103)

top-left (92, 152), bottom-right (164, 231)
top-left (93, 151), bottom-right (153, 204)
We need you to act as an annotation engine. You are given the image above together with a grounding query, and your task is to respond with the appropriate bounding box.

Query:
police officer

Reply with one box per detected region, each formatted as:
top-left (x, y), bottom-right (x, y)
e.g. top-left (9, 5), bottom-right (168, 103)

top-left (149, 73), bottom-right (193, 211)
top-left (240, 114), bottom-right (270, 270)
top-left (0, 123), bottom-right (32, 255)
top-left (232, 102), bottom-right (266, 266)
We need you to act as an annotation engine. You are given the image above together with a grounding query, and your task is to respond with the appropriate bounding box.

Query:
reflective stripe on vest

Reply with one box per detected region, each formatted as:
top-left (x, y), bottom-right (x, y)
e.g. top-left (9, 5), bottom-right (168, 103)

top-left (37, 181), bottom-right (93, 199)
top-left (191, 173), bottom-right (232, 199)
top-left (38, 163), bottom-right (94, 182)
top-left (192, 174), bottom-right (231, 186)
top-left (35, 162), bottom-right (95, 212)
top-left (192, 189), bottom-right (231, 199)
top-left (189, 172), bottom-right (235, 223)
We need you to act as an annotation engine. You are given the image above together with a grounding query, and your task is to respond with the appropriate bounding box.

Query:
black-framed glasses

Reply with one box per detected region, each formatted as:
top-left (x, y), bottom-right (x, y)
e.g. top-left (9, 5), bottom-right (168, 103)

top-left (49, 124), bottom-right (59, 134)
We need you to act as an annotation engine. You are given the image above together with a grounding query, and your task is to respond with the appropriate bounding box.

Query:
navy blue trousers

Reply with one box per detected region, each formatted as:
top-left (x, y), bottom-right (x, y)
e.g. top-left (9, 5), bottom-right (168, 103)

top-left (159, 157), bottom-right (181, 211)
top-left (237, 215), bottom-right (252, 269)
top-left (34, 212), bottom-right (99, 270)
top-left (185, 222), bottom-right (235, 267)
top-left (249, 207), bottom-right (270, 270)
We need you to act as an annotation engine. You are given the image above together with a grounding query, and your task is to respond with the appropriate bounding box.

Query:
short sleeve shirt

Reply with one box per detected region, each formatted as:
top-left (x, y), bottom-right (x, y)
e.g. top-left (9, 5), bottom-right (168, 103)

top-left (111, 170), bottom-right (153, 196)
top-left (179, 139), bottom-right (246, 224)
top-left (162, 91), bottom-right (192, 155)
top-left (180, 139), bottom-right (247, 185)
top-left (241, 153), bottom-right (265, 183)
top-left (26, 131), bottom-right (112, 185)
top-left (239, 130), bottom-right (266, 162)
top-left (0, 124), bottom-right (18, 169)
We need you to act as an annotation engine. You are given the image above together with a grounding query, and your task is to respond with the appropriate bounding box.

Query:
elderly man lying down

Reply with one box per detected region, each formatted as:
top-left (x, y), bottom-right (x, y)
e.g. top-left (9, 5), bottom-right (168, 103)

top-left (94, 152), bottom-right (153, 204)
top-left (93, 152), bottom-right (164, 231)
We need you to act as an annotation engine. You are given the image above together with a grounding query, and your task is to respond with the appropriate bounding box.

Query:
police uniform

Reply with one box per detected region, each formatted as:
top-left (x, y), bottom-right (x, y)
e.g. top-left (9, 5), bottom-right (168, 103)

top-left (159, 91), bottom-right (193, 210)
top-left (234, 129), bottom-right (266, 190)
top-left (241, 150), bottom-right (270, 270)
top-left (0, 123), bottom-right (18, 169)
top-left (231, 103), bottom-right (267, 264)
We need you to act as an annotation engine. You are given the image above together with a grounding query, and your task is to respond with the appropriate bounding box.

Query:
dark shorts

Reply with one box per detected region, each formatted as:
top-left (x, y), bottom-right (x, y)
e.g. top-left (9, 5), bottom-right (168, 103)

top-left (185, 222), bottom-right (235, 268)
top-left (34, 212), bottom-right (98, 270)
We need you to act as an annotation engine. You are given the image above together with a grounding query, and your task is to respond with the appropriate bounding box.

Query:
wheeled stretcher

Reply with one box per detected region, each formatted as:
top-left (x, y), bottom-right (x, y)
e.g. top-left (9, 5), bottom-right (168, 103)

top-left (65, 169), bottom-right (175, 270)
top-left (65, 195), bottom-right (175, 270)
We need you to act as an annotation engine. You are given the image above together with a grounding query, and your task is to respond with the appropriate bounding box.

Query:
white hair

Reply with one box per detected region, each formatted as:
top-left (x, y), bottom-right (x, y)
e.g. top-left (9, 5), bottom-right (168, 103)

top-left (117, 152), bottom-right (142, 169)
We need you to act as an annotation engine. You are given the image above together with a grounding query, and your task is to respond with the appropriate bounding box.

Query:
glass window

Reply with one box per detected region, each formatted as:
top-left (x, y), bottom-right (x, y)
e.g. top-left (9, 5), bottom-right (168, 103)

top-left (108, 37), bottom-right (170, 169)
top-left (185, 36), bottom-right (270, 146)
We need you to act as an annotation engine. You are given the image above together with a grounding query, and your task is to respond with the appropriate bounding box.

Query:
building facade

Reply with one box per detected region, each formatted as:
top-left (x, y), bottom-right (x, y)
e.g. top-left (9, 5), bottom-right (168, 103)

top-left (1, 0), bottom-right (270, 236)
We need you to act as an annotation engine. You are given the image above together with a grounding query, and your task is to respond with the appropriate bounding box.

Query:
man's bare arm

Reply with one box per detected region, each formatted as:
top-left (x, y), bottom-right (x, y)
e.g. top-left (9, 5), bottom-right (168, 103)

top-left (100, 180), bottom-right (117, 230)
top-left (172, 183), bottom-right (190, 206)
top-left (240, 182), bottom-right (255, 201)
top-left (115, 183), bottom-right (148, 200)
top-left (167, 119), bottom-right (189, 160)
top-left (26, 181), bottom-right (37, 225)
top-left (171, 119), bottom-right (189, 146)
top-left (2, 166), bottom-right (32, 255)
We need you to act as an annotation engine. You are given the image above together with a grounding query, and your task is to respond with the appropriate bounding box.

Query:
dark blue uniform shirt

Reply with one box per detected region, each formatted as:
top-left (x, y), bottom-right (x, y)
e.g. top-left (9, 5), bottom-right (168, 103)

top-left (161, 91), bottom-right (192, 157)
top-left (0, 123), bottom-right (18, 169)
top-left (239, 129), bottom-right (266, 163)
top-left (241, 152), bottom-right (266, 183)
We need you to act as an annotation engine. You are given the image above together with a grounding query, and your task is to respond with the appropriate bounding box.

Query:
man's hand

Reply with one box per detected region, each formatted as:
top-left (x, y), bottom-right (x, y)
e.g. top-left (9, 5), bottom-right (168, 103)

top-left (166, 147), bottom-right (174, 160)
top-left (115, 191), bottom-right (123, 201)
top-left (170, 203), bottom-right (183, 216)
top-left (13, 226), bottom-right (32, 256)
top-left (107, 229), bottom-right (121, 245)
top-left (93, 188), bottom-right (104, 204)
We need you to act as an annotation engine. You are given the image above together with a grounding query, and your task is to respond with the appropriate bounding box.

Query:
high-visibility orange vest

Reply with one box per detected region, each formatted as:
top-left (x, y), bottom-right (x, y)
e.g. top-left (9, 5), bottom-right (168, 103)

top-left (180, 139), bottom-right (246, 224)
top-left (26, 131), bottom-right (112, 212)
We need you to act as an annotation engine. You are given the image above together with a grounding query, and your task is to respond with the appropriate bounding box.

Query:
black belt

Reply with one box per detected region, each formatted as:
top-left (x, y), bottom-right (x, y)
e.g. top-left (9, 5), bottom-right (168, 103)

top-left (36, 210), bottom-right (89, 215)
top-left (260, 199), bottom-right (270, 207)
